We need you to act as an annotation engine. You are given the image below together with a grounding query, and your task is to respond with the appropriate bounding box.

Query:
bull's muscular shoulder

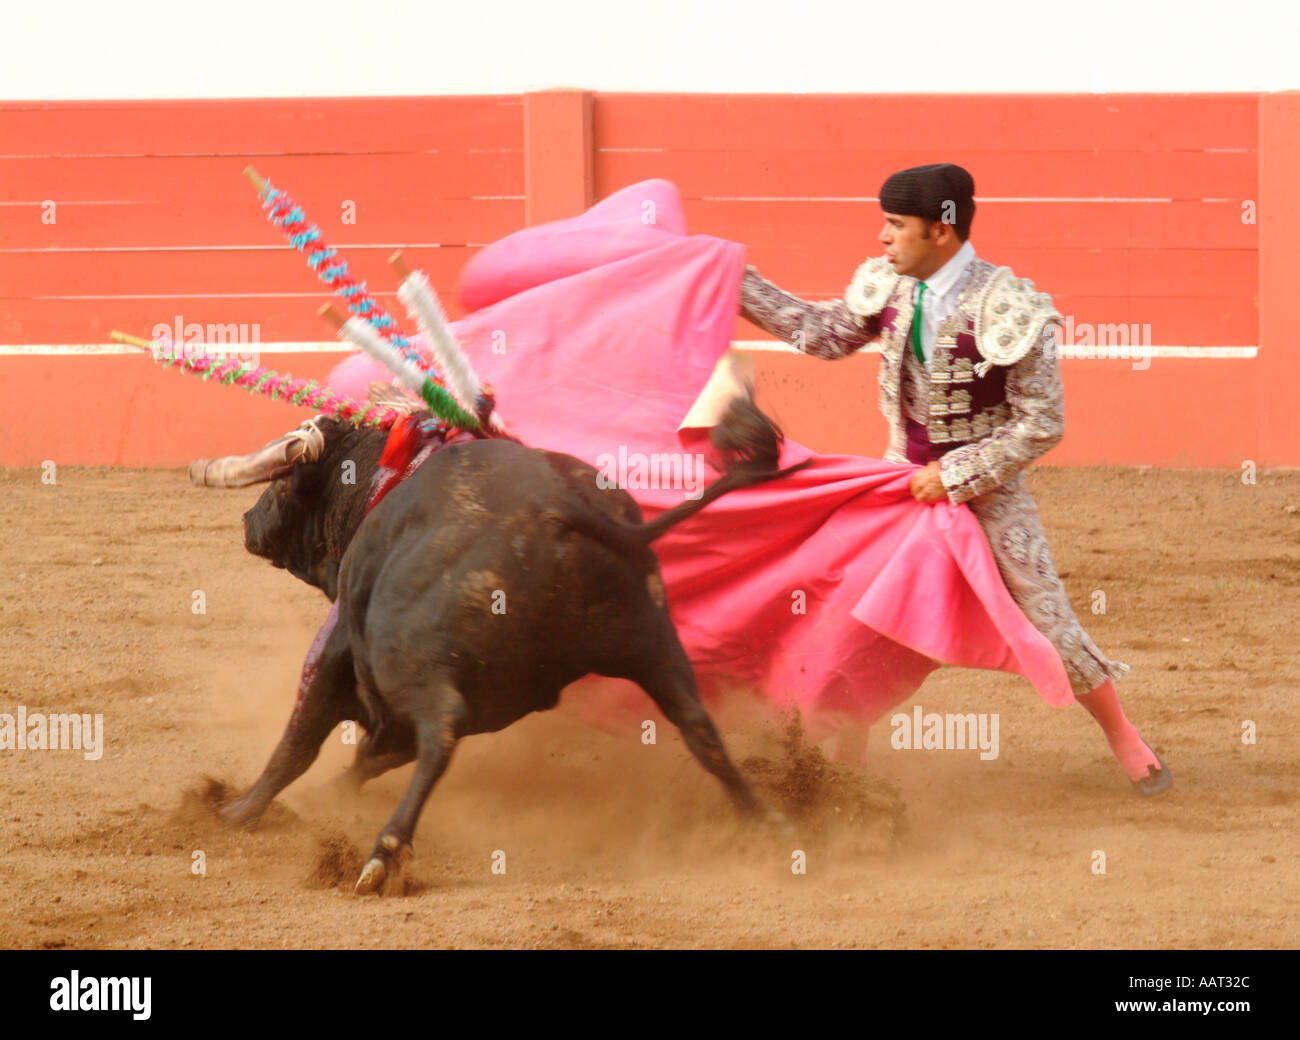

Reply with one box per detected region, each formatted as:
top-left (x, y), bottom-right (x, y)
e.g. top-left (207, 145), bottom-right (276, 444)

top-left (974, 265), bottom-right (1064, 371)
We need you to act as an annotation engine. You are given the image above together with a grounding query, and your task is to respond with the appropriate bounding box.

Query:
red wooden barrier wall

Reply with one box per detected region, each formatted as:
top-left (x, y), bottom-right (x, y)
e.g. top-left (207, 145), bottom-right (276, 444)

top-left (1, 92), bottom-right (1291, 468)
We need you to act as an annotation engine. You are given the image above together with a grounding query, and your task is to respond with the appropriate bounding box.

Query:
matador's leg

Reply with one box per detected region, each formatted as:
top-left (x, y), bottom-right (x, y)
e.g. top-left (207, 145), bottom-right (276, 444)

top-left (966, 474), bottom-right (1171, 795)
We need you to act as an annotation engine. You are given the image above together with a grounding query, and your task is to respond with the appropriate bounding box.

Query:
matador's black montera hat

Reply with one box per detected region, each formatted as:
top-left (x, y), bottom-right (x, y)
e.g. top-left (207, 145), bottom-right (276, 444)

top-left (879, 163), bottom-right (976, 236)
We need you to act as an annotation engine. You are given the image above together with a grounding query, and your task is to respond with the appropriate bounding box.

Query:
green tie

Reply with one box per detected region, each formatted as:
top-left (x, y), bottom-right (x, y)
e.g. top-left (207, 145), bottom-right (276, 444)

top-left (911, 281), bottom-right (929, 362)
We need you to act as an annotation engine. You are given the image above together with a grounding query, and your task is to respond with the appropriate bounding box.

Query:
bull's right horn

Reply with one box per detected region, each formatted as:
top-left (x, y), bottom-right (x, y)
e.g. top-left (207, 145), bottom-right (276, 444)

top-left (189, 419), bottom-right (326, 488)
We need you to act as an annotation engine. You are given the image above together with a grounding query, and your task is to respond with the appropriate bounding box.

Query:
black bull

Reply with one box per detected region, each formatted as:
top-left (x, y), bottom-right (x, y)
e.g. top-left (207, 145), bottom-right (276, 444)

top-left (202, 399), bottom-right (807, 894)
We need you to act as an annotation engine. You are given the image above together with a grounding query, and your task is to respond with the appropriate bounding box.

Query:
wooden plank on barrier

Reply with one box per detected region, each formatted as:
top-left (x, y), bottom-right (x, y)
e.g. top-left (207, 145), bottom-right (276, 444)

top-left (680, 199), bottom-right (1258, 251)
top-left (0, 96), bottom-right (524, 155)
top-left (0, 151), bottom-right (524, 201)
top-left (593, 93), bottom-right (1258, 152)
top-left (0, 197), bottom-right (524, 249)
top-left (0, 351), bottom-right (349, 467)
top-left (0, 246), bottom-right (478, 299)
top-left (595, 148), bottom-right (1258, 201)
top-left (1256, 92), bottom-right (1300, 466)
top-left (1, 297), bottom-right (419, 342)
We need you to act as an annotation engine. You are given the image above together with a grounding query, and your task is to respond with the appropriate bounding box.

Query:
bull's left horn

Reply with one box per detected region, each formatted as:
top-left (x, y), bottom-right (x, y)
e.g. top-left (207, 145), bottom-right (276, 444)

top-left (189, 420), bottom-right (326, 488)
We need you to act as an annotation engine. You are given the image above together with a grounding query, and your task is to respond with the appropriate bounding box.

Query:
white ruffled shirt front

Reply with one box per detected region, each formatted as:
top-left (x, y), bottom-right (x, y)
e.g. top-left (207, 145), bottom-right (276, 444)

top-left (912, 239), bottom-right (977, 363)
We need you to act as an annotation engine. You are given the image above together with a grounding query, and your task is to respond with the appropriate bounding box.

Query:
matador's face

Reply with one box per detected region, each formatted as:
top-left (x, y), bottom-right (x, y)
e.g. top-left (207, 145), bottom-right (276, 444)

top-left (879, 212), bottom-right (946, 281)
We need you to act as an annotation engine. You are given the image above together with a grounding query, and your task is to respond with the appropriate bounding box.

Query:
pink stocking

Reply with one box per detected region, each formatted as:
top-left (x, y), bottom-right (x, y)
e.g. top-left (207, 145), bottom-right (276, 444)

top-left (1076, 679), bottom-right (1161, 781)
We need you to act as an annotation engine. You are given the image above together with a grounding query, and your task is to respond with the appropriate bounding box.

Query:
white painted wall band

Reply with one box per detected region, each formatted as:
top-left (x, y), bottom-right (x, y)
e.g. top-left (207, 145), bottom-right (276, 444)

top-left (0, 342), bottom-right (1261, 359)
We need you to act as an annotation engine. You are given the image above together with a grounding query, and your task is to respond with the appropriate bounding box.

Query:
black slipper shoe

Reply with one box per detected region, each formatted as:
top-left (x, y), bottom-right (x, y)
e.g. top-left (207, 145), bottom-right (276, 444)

top-left (1132, 752), bottom-right (1173, 796)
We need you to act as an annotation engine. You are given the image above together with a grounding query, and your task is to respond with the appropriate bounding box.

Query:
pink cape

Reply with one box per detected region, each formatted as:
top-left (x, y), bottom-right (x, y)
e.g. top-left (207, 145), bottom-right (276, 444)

top-left (330, 179), bottom-right (1073, 728)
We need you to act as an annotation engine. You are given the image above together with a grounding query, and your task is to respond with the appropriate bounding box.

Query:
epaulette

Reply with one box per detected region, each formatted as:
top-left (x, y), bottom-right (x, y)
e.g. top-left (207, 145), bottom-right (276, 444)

top-left (844, 256), bottom-right (901, 318)
top-left (973, 267), bottom-right (1063, 375)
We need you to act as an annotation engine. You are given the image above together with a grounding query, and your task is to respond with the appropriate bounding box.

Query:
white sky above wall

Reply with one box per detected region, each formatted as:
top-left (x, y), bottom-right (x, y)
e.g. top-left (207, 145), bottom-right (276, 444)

top-left (2, 0), bottom-right (1296, 99)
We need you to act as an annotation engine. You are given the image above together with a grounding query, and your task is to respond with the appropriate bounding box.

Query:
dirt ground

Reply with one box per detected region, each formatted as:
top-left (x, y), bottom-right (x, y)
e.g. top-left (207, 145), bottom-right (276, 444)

top-left (1, 463), bottom-right (1297, 949)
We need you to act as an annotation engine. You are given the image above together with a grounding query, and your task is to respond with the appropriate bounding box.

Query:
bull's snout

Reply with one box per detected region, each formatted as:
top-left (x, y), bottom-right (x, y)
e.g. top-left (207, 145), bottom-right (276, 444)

top-left (242, 509), bottom-right (266, 558)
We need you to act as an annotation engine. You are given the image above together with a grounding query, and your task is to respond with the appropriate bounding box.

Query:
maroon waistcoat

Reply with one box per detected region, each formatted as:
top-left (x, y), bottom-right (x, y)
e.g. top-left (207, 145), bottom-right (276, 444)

top-left (875, 261), bottom-right (1011, 465)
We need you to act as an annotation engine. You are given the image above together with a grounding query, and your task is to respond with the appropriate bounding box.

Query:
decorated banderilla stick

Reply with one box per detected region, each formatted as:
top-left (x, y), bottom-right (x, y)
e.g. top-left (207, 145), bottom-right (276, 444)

top-left (109, 330), bottom-right (404, 429)
top-left (316, 303), bottom-right (442, 408)
top-left (388, 250), bottom-right (507, 435)
top-left (389, 251), bottom-right (483, 413)
top-left (242, 165), bottom-right (479, 432)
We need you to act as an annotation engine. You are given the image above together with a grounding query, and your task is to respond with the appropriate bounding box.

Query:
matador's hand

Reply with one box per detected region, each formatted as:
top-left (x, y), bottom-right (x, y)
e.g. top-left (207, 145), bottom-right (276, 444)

top-left (909, 460), bottom-right (947, 503)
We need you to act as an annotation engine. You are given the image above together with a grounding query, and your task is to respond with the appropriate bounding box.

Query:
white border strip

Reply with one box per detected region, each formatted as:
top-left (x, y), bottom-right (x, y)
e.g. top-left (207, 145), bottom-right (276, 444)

top-left (0, 243), bottom-right (474, 254)
top-left (0, 342), bottom-right (350, 356)
top-left (696, 196), bottom-right (1181, 203)
top-left (729, 340), bottom-right (1258, 359)
top-left (0, 341), bottom-right (1261, 359)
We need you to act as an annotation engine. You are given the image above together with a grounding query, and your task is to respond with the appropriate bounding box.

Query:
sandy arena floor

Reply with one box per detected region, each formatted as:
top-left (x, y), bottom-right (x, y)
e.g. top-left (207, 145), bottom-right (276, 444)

top-left (1, 463), bottom-right (1297, 949)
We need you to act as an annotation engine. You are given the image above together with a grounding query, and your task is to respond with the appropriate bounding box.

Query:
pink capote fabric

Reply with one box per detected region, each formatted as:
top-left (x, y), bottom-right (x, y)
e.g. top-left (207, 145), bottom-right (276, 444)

top-left (330, 179), bottom-right (1074, 726)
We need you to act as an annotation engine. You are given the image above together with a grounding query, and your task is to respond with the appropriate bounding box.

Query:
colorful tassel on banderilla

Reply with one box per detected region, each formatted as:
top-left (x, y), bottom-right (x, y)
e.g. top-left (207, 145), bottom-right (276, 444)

top-left (109, 331), bottom-right (404, 430)
top-left (244, 167), bottom-right (484, 434)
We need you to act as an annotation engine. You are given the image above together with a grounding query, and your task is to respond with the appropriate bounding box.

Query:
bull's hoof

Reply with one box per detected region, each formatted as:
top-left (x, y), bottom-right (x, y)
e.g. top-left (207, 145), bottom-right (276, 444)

top-left (354, 834), bottom-right (411, 896)
top-left (216, 798), bottom-right (260, 828)
top-left (1132, 753), bottom-right (1173, 797)
top-left (354, 857), bottom-right (388, 896)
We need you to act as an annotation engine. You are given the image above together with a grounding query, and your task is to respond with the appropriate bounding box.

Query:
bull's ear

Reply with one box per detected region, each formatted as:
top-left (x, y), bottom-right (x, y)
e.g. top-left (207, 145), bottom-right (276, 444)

top-left (367, 381), bottom-right (423, 415)
top-left (189, 419), bottom-right (326, 487)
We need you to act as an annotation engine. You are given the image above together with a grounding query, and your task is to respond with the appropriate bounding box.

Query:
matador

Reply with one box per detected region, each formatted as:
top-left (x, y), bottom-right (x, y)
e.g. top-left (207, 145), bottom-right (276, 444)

top-left (740, 162), bottom-right (1171, 795)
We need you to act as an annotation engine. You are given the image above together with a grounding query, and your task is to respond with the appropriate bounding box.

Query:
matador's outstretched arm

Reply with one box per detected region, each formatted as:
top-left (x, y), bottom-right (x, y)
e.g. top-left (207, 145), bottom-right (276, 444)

top-left (739, 264), bottom-right (880, 360)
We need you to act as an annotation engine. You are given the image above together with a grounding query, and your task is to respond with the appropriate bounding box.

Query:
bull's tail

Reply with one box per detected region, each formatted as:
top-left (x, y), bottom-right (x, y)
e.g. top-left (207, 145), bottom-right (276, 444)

top-left (565, 394), bottom-right (811, 557)
top-left (634, 395), bottom-right (810, 543)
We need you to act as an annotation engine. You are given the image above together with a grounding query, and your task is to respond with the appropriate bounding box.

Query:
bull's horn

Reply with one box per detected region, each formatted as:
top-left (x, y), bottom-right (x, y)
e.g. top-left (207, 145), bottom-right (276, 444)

top-left (189, 419), bottom-right (326, 488)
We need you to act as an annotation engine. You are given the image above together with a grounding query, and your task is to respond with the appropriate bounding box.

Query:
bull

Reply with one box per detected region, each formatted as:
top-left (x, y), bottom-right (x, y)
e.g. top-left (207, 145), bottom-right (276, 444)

top-left (191, 396), bottom-right (803, 894)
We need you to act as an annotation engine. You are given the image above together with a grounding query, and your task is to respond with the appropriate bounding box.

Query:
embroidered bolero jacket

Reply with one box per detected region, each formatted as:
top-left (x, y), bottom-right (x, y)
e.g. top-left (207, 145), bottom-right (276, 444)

top-left (740, 256), bottom-right (1067, 505)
